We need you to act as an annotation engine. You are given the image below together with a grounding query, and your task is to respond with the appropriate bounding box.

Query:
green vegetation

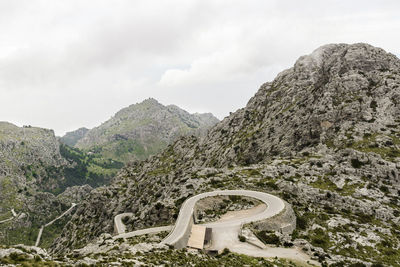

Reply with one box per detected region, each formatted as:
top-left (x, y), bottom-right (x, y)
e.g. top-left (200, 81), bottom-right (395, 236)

top-left (59, 144), bottom-right (123, 189)
top-left (0, 224), bottom-right (39, 246)
top-left (309, 228), bottom-right (331, 250)
top-left (196, 195), bottom-right (261, 223)
top-left (39, 215), bottom-right (70, 249)
top-left (255, 231), bottom-right (281, 246)
top-left (349, 133), bottom-right (400, 161)
top-left (132, 248), bottom-right (305, 267)
top-left (310, 176), bottom-right (337, 191)
top-left (0, 176), bottom-right (23, 211)
top-left (0, 252), bottom-right (57, 266)
top-left (351, 158), bottom-right (365, 169)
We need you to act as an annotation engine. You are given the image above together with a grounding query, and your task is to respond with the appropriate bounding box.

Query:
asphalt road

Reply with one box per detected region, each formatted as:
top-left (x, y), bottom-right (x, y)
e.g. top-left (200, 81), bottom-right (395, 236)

top-left (161, 190), bottom-right (285, 246)
top-left (114, 212), bottom-right (134, 235)
top-left (113, 225), bottom-right (173, 240)
top-left (0, 208), bottom-right (17, 224)
top-left (35, 203), bottom-right (77, 247)
top-left (112, 190), bottom-right (318, 264)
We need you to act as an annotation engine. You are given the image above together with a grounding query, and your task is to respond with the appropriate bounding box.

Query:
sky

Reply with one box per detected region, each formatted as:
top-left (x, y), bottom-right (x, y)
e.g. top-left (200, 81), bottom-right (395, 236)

top-left (0, 0), bottom-right (399, 136)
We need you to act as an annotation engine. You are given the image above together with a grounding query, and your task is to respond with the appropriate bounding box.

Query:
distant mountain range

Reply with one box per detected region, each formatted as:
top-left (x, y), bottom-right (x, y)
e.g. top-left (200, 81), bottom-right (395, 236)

top-left (62, 98), bottom-right (219, 162)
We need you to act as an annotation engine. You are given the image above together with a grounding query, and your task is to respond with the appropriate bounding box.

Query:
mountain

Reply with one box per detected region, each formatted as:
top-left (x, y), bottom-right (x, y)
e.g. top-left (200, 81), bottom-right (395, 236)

top-left (59, 127), bottom-right (89, 147)
top-left (0, 122), bottom-right (67, 192)
top-left (0, 122), bottom-right (118, 246)
top-left (74, 98), bottom-right (219, 162)
top-left (51, 43), bottom-right (400, 266)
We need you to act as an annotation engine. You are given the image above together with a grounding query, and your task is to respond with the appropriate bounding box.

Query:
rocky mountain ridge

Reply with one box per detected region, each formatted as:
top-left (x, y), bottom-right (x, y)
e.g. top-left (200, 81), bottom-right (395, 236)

top-left (0, 122), bottom-right (109, 247)
top-left (51, 43), bottom-right (400, 266)
top-left (74, 98), bottom-right (219, 162)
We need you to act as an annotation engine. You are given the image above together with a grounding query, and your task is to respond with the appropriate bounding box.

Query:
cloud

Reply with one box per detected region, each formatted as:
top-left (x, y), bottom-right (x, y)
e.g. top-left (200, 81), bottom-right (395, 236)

top-left (0, 0), bottom-right (399, 135)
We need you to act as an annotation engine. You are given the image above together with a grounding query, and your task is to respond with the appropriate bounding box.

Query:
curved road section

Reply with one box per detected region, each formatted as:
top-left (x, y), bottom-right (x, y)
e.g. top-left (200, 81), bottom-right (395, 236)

top-left (114, 213), bottom-right (134, 235)
top-left (161, 190), bottom-right (285, 248)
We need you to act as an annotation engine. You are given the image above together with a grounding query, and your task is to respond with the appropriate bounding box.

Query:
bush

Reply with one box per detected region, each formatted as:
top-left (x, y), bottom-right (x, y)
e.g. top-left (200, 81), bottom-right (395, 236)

top-left (220, 248), bottom-right (230, 256)
top-left (283, 241), bottom-right (293, 247)
top-left (121, 216), bottom-right (130, 224)
top-left (255, 231), bottom-right (280, 245)
top-left (297, 216), bottom-right (308, 230)
top-left (370, 100), bottom-right (378, 112)
top-left (351, 158), bottom-right (364, 168)
top-left (310, 228), bottom-right (330, 249)
top-left (238, 235), bottom-right (246, 242)
top-left (379, 185), bottom-right (389, 193)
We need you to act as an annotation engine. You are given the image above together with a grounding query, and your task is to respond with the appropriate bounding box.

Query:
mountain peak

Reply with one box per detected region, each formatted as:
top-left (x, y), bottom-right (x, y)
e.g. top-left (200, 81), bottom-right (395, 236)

top-left (292, 43), bottom-right (399, 80)
top-left (194, 43), bottom-right (400, 167)
top-left (140, 97), bottom-right (161, 105)
top-left (75, 100), bottom-right (219, 161)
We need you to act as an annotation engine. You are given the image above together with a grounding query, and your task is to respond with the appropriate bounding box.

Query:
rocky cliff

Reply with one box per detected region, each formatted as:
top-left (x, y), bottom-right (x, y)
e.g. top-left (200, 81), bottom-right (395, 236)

top-left (0, 123), bottom-right (109, 246)
top-left (59, 127), bottom-right (89, 147)
top-left (51, 43), bottom-right (400, 266)
top-left (75, 98), bottom-right (219, 162)
top-left (0, 122), bottom-right (67, 192)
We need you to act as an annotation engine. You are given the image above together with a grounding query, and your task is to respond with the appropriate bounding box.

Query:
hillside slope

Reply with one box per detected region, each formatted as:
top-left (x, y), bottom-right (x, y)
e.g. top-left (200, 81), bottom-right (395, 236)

top-left (0, 123), bottom-right (116, 246)
top-left (52, 43), bottom-right (400, 266)
top-left (75, 98), bottom-right (219, 162)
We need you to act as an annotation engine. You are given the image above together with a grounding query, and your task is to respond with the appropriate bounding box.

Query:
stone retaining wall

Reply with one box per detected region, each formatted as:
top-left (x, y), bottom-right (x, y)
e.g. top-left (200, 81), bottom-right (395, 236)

top-left (248, 201), bottom-right (296, 234)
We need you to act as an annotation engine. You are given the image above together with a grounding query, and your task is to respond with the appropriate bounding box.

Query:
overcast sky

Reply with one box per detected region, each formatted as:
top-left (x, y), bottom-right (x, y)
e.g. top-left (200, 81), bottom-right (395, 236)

top-left (0, 0), bottom-right (399, 135)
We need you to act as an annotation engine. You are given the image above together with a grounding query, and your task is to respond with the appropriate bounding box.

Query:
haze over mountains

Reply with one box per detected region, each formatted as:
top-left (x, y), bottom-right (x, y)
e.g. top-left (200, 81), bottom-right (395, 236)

top-left (1, 43), bottom-right (399, 266)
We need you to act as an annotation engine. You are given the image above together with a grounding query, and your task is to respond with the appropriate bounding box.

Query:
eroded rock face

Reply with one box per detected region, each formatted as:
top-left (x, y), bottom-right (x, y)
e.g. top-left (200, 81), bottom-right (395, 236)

top-left (59, 127), bottom-right (89, 147)
top-left (197, 43), bottom-right (400, 167)
top-left (0, 123), bottom-right (98, 246)
top-left (52, 43), bottom-right (400, 266)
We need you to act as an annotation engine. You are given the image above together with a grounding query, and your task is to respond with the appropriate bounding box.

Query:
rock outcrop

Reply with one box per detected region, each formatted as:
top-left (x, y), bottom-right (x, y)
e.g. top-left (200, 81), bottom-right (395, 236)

top-left (0, 123), bottom-right (97, 247)
top-left (59, 127), bottom-right (89, 147)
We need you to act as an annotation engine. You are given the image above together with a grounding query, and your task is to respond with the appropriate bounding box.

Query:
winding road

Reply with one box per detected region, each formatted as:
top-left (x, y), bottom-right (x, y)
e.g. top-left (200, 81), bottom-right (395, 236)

top-left (114, 190), bottom-right (285, 247)
top-left (35, 203), bottom-right (77, 247)
top-left (162, 190), bottom-right (285, 247)
top-left (114, 212), bottom-right (134, 235)
top-left (114, 190), bottom-right (319, 265)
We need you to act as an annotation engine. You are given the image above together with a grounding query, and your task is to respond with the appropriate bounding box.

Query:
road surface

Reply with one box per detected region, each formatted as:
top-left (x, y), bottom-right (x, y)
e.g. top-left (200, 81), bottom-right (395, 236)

top-left (35, 203), bottom-right (77, 247)
top-left (113, 190), bottom-right (318, 265)
top-left (161, 190), bottom-right (285, 247)
top-left (0, 208), bottom-right (18, 224)
top-left (114, 212), bottom-right (134, 235)
top-left (113, 225), bottom-right (173, 240)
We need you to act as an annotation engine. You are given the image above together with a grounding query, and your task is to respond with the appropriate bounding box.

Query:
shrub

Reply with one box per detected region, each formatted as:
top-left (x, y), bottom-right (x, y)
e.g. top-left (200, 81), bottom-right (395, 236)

top-left (297, 216), bottom-right (308, 230)
top-left (370, 100), bottom-right (378, 112)
top-left (379, 185), bottom-right (389, 194)
top-left (255, 231), bottom-right (280, 245)
top-left (351, 159), bottom-right (364, 168)
top-left (349, 263), bottom-right (366, 267)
